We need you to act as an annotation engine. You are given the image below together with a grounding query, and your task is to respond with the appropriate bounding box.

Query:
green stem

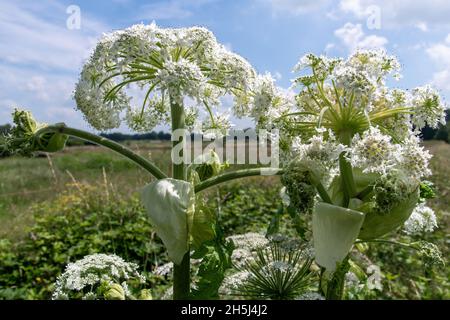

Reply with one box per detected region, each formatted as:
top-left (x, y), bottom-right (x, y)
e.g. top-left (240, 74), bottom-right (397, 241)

top-left (34, 125), bottom-right (167, 180)
top-left (194, 168), bottom-right (283, 193)
top-left (315, 182), bottom-right (333, 204)
top-left (338, 131), bottom-right (356, 207)
top-left (170, 95), bottom-right (190, 300)
top-left (355, 239), bottom-right (413, 250)
top-left (356, 184), bottom-right (374, 201)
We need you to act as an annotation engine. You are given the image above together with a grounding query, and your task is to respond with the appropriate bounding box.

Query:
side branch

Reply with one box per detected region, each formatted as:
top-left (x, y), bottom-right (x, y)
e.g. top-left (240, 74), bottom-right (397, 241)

top-left (35, 125), bottom-right (167, 180)
top-left (194, 168), bottom-right (283, 193)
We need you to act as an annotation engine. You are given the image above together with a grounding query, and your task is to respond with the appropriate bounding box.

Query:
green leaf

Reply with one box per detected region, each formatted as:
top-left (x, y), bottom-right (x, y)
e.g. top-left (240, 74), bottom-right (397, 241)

top-left (190, 235), bottom-right (234, 299)
top-left (190, 199), bottom-right (216, 249)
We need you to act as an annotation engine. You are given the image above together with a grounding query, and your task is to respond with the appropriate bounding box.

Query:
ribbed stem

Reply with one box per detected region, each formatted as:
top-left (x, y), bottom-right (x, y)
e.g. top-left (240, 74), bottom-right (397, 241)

top-left (170, 95), bottom-right (190, 300)
top-left (338, 130), bottom-right (356, 207)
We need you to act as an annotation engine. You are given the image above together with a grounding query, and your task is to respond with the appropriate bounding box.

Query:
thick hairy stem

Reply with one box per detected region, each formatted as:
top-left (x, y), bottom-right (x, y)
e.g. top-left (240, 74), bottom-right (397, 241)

top-left (170, 96), bottom-right (190, 300)
top-left (34, 125), bottom-right (167, 179)
top-left (338, 131), bottom-right (356, 207)
top-left (194, 168), bottom-right (283, 193)
top-left (325, 256), bottom-right (350, 300)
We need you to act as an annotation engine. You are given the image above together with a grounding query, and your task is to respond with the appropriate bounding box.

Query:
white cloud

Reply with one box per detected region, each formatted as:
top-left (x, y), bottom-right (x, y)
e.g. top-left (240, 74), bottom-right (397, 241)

top-left (138, 0), bottom-right (217, 20)
top-left (427, 43), bottom-right (450, 67)
top-left (325, 43), bottom-right (335, 53)
top-left (426, 34), bottom-right (450, 92)
top-left (0, 2), bottom-right (107, 71)
top-left (338, 0), bottom-right (450, 29)
top-left (431, 70), bottom-right (450, 92)
top-left (25, 76), bottom-right (49, 101)
top-left (334, 23), bottom-right (387, 51)
top-left (273, 71), bottom-right (282, 81)
top-left (415, 22), bottom-right (428, 32)
top-left (258, 0), bottom-right (332, 15)
top-left (0, 1), bottom-right (109, 129)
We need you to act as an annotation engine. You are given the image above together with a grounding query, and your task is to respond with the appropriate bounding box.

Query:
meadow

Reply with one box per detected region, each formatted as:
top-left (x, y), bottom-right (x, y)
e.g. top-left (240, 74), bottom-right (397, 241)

top-left (0, 140), bottom-right (449, 299)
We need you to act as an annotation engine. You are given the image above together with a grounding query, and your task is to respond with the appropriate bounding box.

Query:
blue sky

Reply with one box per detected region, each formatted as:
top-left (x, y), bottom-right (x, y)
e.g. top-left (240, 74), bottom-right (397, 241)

top-left (1, 0), bottom-right (450, 132)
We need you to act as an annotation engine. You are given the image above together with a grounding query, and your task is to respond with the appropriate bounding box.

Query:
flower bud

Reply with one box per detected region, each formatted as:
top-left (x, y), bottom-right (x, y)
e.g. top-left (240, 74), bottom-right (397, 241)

top-left (138, 289), bottom-right (153, 300)
top-left (104, 283), bottom-right (126, 300)
top-left (6, 109), bottom-right (68, 156)
top-left (189, 150), bottom-right (226, 181)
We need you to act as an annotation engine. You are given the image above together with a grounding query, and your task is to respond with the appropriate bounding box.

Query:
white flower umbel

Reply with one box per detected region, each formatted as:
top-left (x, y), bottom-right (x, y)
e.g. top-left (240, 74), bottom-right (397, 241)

top-left (398, 135), bottom-right (432, 180)
top-left (52, 253), bottom-right (144, 300)
top-left (350, 127), bottom-right (398, 175)
top-left (226, 233), bottom-right (269, 251)
top-left (74, 23), bottom-right (257, 131)
top-left (366, 265), bottom-right (383, 291)
top-left (411, 85), bottom-right (447, 129)
top-left (403, 203), bottom-right (438, 235)
top-left (249, 73), bottom-right (293, 129)
top-left (296, 292), bottom-right (325, 300)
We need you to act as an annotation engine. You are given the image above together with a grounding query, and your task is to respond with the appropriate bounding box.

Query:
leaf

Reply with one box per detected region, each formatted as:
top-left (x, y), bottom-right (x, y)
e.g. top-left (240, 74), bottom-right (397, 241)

top-left (190, 199), bottom-right (216, 249)
top-left (141, 178), bottom-right (194, 265)
top-left (266, 204), bottom-right (283, 237)
top-left (190, 234), bottom-right (234, 300)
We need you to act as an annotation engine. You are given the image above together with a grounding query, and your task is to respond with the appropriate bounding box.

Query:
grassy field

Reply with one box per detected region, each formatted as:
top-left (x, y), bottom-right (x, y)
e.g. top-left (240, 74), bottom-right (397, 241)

top-left (1, 140), bottom-right (449, 239)
top-left (0, 141), bottom-right (171, 239)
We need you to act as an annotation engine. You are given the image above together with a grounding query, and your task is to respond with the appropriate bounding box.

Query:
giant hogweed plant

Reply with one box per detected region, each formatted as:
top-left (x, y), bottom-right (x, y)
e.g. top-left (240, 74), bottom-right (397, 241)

top-left (1, 23), bottom-right (446, 300)
top-left (271, 51), bottom-right (446, 298)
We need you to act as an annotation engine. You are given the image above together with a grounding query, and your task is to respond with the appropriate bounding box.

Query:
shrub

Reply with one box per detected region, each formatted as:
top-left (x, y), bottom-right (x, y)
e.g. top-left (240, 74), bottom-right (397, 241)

top-left (0, 183), bottom-right (168, 299)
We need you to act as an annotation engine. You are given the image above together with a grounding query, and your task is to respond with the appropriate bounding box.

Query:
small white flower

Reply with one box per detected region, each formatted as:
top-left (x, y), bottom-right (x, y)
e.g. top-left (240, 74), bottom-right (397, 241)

top-left (366, 265), bottom-right (383, 291)
top-left (411, 85), bottom-right (447, 129)
top-left (350, 127), bottom-right (398, 175)
top-left (397, 135), bottom-right (432, 179)
top-left (220, 271), bottom-right (252, 295)
top-left (52, 253), bottom-right (143, 300)
top-left (403, 204), bottom-right (438, 235)
top-left (154, 262), bottom-right (173, 276)
top-left (296, 292), bottom-right (325, 300)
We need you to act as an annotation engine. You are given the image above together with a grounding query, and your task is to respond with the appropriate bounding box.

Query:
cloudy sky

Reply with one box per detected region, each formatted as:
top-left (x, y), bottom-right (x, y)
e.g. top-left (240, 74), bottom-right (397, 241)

top-left (1, 0), bottom-right (450, 132)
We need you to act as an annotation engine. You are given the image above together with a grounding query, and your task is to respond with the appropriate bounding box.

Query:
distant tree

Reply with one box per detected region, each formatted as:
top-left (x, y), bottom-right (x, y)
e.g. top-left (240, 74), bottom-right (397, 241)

top-left (0, 123), bottom-right (11, 136)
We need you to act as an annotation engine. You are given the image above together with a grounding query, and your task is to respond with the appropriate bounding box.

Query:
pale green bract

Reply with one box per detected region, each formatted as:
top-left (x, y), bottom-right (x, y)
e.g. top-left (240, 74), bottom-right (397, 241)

top-left (312, 202), bottom-right (365, 271)
top-left (141, 178), bottom-right (195, 265)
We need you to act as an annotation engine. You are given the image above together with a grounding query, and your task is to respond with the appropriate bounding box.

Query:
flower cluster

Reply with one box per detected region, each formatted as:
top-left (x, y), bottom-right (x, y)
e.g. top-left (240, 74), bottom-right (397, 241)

top-left (275, 49), bottom-right (446, 144)
top-left (75, 23), bottom-right (263, 133)
top-left (52, 253), bottom-right (145, 300)
top-left (403, 204), bottom-right (438, 235)
top-left (220, 235), bottom-right (314, 299)
top-left (349, 128), bottom-right (432, 179)
top-left (275, 49), bottom-right (446, 240)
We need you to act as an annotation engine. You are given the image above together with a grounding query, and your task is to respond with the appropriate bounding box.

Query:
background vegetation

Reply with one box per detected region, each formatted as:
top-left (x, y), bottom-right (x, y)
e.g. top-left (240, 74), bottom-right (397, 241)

top-left (0, 133), bottom-right (448, 299)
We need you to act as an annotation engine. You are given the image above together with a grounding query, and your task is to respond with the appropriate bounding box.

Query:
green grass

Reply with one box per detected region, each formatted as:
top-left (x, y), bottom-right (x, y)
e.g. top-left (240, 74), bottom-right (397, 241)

top-left (0, 141), bottom-right (172, 239)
